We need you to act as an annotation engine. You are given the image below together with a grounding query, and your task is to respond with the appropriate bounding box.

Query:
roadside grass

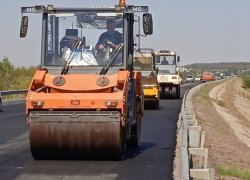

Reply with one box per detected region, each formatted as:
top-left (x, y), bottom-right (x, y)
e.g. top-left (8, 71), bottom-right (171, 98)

top-left (194, 80), bottom-right (228, 102)
top-left (218, 167), bottom-right (250, 180)
top-left (242, 90), bottom-right (250, 100)
top-left (217, 100), bottom-right (225, 107)
top-left (241, 75), bottom-right (250, 89)
top-left (193, 79), bottom-right (230, 130)
top-left (196, 86), bottom-right (211, 101)
top-left (241, 74), bottom-right (250, 98)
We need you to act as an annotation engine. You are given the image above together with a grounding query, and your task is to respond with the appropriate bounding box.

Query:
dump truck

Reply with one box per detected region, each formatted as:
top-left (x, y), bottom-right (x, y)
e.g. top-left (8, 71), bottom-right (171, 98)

top-left (155, 50), bottom-right (181, 99)
top-left (133, 49), bottom-right (159, 109)
top-left (202, 71), bottom-right (214, 82)
top-left (20, 1), bottom-right (153, 160)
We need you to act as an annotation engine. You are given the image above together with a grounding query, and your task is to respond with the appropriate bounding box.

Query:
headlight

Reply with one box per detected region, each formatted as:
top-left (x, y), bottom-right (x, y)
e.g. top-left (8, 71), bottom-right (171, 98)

top-left (31, 100), bottom-right (44, 107)
top-left (105, 101), bottom-right (118, 107)
top-left (170, 51), bottom-right (176, 55)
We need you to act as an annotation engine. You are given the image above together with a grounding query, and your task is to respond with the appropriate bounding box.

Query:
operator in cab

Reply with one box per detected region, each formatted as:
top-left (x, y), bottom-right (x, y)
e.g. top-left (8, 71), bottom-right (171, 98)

top-left (133, 57), bottom-right (143, 67)
top-left (95, 20), bottom-right (123, 50)
top-left (161, 56), bottom-right (169, 65)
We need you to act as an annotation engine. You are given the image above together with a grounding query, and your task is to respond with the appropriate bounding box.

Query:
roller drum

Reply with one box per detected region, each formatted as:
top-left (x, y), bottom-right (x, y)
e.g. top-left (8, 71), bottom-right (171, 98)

top-left (29, 111), bottom-right (125, 160)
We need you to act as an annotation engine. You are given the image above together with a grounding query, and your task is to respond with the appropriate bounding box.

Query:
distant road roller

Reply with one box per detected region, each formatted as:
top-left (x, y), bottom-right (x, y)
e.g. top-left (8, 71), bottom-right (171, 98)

top-left (20, 1), bottom-right (153, 159)
top-left (133, 49), bottom-right (159, 109)
top-left (155, 50), bottom-right (181, 99)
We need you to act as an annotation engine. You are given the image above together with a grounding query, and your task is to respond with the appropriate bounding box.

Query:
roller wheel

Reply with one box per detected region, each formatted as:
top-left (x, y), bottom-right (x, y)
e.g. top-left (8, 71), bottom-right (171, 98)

top-left (155, 99), bottom-right (159, 109)
top-left (177, 86), bottom-right (181, 99)
top-left (164, 87), bottom-right (170, 99)
top-left (115, 125), bottom-right (126, 160)
top-left (30, 123), bottom-right (126, 160)
top-left (29, 112), bottom-right (125, 160)
top-left (159, 86), bottom-right (164, 99)
top-left (127, 117), bottom-right (141, 147)
top-left (172, 86), bottom-right (177, 99)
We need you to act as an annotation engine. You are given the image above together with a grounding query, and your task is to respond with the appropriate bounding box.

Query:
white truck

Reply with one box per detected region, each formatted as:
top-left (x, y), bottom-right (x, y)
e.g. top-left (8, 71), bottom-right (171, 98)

top-left (155, 50), bottom-right (181, 99)
top-left (186, 75), bottom-right (194, 82)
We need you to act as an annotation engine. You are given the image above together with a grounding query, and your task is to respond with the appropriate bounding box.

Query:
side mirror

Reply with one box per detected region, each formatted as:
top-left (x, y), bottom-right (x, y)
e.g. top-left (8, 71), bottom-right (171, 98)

top-left (143, 13), bottom-right (153, 35)
top-left (155, 67), bottom-right (159, 73)
top-left (177, 56), bottom-right (180, 62)
top-left (20, 16), bottom-right (28, 38)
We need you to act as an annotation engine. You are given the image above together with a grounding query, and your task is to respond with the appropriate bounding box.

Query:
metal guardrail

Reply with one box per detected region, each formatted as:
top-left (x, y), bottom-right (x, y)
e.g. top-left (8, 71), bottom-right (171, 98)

top-left (180, 83), bottom-right (199, 179)
top-left (1, 89), bottom-right (28, 96)
top-left (179, 81), bottom-right (216, 180)
top-left (0, 89), bottom-right (28, 101)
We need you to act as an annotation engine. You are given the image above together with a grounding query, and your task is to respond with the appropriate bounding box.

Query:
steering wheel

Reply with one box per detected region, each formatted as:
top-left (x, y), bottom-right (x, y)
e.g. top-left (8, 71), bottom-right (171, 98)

top-left (102, 40), bottom-right (116, 49)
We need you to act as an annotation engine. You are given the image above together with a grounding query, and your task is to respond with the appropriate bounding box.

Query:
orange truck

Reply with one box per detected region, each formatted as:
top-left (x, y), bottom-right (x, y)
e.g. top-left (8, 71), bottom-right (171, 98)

top-left (20, 1), bottom-right (153, 160)
top-left (202, 71), bottom-right (214, 82)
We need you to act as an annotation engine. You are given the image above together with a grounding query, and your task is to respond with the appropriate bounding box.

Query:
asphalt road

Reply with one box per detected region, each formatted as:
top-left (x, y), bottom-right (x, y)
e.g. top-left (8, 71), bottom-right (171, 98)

top-left (0, 82), bottom-right (196, 180)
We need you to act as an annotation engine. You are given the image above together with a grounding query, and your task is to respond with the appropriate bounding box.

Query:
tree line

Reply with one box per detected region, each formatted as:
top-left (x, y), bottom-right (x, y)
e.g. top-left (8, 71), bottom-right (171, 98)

top-left (2, 56), bottom-right (250, 90)
top-left (185, 62), bottom-right (250, 71)
top-left (0, 57), bottom-right (39, 91)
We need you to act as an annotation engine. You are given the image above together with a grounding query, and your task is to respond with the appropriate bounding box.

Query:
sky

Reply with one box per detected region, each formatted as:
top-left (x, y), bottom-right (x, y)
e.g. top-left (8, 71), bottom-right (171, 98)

top-left (0, 0), bottom-right (250, 67)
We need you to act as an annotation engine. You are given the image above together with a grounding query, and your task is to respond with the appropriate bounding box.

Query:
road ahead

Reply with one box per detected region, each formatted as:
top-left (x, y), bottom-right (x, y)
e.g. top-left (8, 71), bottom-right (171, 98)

top-left (0, 83), bottom-right (195, 180)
